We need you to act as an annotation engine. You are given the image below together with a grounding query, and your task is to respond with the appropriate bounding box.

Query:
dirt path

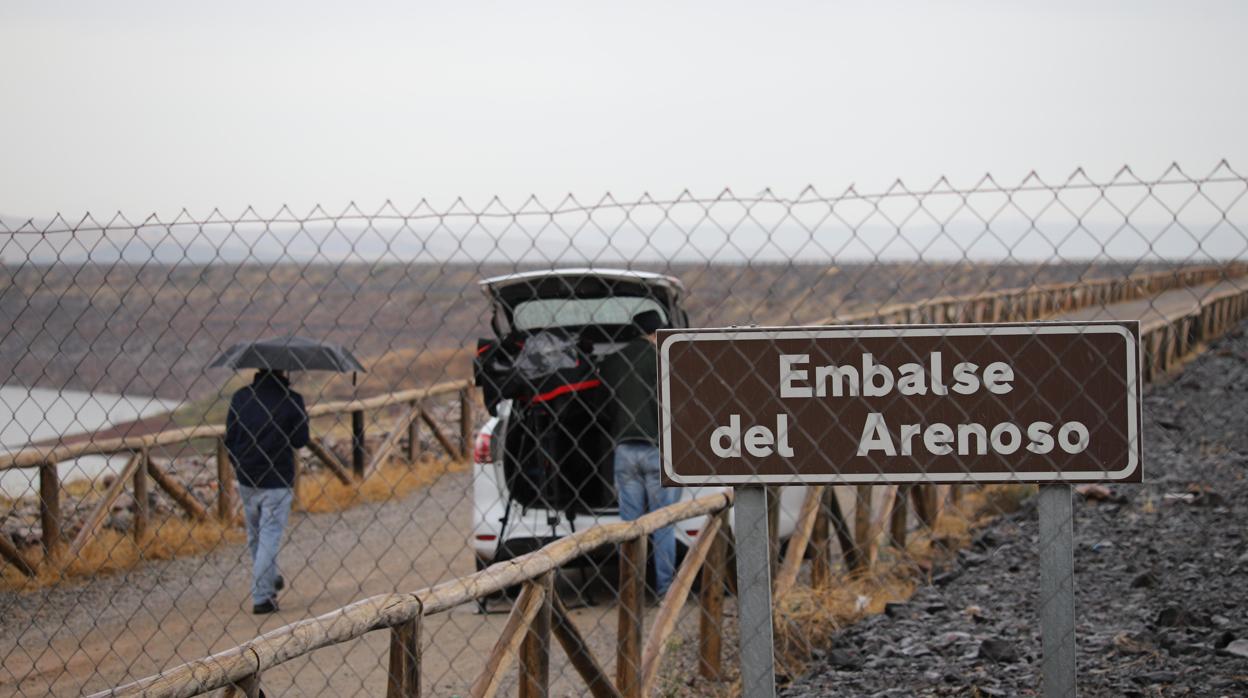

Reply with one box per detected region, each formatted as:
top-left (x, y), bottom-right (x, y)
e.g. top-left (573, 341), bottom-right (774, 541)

top-left (0, 467), bottom-right (487, 697)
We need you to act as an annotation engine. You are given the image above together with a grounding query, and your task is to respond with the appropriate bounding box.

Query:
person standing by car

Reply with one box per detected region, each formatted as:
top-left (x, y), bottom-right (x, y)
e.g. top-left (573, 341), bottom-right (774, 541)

top-left (602, 310), bottom-right (677, 596)
top-left (224, 368), bottom-right (309, 614)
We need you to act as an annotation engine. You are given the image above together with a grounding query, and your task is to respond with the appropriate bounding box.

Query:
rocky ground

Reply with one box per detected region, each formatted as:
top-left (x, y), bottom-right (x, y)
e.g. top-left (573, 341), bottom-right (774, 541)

top-left (784, 326), bottom-right (1248, 697)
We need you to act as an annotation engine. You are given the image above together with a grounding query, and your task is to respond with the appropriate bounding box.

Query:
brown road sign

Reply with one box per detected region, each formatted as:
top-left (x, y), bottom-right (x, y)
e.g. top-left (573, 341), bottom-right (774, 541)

top-left (658, 322), bottom-right (1142, 485)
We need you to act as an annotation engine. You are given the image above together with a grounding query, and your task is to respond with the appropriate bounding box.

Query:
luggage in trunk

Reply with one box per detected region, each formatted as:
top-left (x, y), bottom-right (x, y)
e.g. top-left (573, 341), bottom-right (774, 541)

top-left (474, 331), bottom-right (617, 513)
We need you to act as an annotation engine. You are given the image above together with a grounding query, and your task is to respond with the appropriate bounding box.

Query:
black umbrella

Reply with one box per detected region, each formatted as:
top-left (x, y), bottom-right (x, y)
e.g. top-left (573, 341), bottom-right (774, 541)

top-left (209, 336), bottom-right (366, 373)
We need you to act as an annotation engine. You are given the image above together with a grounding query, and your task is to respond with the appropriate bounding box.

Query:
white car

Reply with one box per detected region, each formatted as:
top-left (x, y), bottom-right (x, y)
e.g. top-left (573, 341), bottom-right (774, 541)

top-left (469, 268), bottom-right (807, 571)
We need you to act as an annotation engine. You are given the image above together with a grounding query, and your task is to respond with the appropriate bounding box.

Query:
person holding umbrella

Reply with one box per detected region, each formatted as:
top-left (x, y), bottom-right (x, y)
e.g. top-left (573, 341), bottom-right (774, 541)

top-left (224, 368), bottom-right (308, 614)
top-left (212, 336), bottom-right (364, 614)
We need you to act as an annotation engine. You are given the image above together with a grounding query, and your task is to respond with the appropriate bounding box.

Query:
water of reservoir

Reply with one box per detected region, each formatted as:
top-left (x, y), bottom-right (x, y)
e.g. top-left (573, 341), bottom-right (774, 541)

top-left (0, 387), bottom-right (181, 500)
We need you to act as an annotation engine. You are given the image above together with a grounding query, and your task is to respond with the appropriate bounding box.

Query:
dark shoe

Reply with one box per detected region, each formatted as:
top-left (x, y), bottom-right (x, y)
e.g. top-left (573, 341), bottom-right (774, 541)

top-left (274, 575), bottom-right (285, 592)
top-left (253, 598), bottom-right (279, 615)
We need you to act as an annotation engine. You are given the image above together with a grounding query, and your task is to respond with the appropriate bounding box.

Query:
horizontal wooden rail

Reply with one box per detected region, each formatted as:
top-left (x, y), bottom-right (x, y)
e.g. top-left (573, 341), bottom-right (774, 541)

top-left (0, 379), bottom-right (471, 472)
top-left (305, 380), bottom-right (469, 418)
top-left (0, 425), bottom-right (226, 472)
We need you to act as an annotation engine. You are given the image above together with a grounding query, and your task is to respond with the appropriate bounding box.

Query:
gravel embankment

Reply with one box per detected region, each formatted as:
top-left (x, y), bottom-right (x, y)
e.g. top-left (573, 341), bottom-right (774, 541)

top-left (784, 325), bottom-right (1248, 697)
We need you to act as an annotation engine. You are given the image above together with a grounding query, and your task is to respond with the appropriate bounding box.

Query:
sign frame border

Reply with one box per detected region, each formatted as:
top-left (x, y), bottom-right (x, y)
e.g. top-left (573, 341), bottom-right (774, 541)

top-left (658, 321), bottom-right (1141, 486)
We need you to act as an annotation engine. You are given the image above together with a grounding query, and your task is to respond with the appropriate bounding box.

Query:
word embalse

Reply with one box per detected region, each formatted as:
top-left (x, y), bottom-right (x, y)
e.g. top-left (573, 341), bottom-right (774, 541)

top-left (776, 352), bottom-right (1090, 458)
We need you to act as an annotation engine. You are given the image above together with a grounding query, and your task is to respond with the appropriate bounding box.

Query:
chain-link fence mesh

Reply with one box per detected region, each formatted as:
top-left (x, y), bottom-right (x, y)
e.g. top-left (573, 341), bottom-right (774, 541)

top-left (1, 163), bottom-right (1246, 697)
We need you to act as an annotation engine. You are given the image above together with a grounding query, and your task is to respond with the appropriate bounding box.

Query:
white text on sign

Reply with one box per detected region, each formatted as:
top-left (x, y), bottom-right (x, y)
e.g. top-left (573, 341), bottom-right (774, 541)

top-left (709, 352), bottom-right (1090, 460)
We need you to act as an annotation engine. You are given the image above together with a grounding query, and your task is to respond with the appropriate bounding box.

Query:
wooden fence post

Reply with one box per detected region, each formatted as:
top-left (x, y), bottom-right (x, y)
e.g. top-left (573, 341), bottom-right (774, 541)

top-left (223, 673), bottom-right (261, 698)
top-left (827, 487), bottom-right (863, 571)
top-left (217, 438), bottom-right (235, 522)
top-left (147, 456), bottom-right (209, 520)
top-left (387, 617), bottom-right (421, 698)
top-left (291, 455), bottom-right (304, 509)
top-left (551, 594), bottom-right (621, 698)
top-left (520, 571), bottom-right (553, 698)
top-left (352, 409), bottom-right (366, 478)
top-left (133, 448), bottom-right (149, 541)
top-left (809, 488), bottom-right (832, 590)
top-left (910, 485), bottom-right (935, 529)
top-left (419, 409), bottom-right (464, 461)
top-left (617, 536), bottom-right (647, 698)
top-left (306, 438), bottom-right (353, 485)
top-left (853, 485), bottom-right (872, 569)
top-left (471, 581), bottom-right (548, 698)
top-left (365, 404), bottom-right (420, 477)
top-left (405, 400), bottom-right (420, 463)
top-left (39, 461), bottom-right (63, 565)
top-left (643, 512), bottom-right (726, 695)
top-left (65, 451), bottom-right (145, 567)
top-left (774, 485), bottom-right (825, 599)
top-left (889, 485), bottom-right (909, 549)
top-left (0, 532), bottom-right (36, 577)
top-left (699, 514), bottom-right (727, 680)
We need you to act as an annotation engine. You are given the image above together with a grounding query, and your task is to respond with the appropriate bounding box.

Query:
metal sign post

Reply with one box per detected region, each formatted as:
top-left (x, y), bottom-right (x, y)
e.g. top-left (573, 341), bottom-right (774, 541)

top-left (1038, 484), bottom-right (1077, 698)
top-left (657, 322), bottom-right (1142, 698)
top-left (733, 486), bottom-right (777, 698)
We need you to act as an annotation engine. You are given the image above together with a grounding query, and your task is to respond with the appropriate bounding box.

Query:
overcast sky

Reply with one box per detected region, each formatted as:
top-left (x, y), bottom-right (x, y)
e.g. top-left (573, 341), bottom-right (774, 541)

top-left (2, 1), bottom-right (1246, 221)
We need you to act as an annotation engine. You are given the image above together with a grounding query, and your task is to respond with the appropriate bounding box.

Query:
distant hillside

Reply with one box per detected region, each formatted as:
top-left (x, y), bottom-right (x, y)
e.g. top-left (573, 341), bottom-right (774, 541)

top-left (0, 261), bottom-right (1158, 402)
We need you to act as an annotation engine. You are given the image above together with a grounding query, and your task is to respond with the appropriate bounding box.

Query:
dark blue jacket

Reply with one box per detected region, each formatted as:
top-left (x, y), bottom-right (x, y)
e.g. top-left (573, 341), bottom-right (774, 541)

top-left (225, 372), bottom-right (310, 489)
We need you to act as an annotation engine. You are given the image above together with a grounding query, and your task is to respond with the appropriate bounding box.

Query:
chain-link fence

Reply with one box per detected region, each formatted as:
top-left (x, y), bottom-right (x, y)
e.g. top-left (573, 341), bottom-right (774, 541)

top-left (1, 163), bottom-right (1246, 697)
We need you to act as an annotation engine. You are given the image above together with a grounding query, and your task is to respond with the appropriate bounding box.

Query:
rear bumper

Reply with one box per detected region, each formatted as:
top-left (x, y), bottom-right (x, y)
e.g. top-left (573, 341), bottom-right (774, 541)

top-left (472, 508), bottom-right (710, 564)
top-left (472, 462), bottom-right (809, 563)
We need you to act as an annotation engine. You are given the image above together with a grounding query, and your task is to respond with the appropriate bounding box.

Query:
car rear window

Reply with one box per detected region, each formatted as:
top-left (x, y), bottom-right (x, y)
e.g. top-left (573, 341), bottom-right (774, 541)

top-left (511, 297), bottom-right (667, 331)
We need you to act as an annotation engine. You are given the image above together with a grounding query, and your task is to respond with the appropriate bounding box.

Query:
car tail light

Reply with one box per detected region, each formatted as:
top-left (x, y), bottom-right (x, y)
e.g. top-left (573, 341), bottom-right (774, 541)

top-left (686, 529), bottom-right (700, 537)
top-left (473, 431), bottom-right (493, 464)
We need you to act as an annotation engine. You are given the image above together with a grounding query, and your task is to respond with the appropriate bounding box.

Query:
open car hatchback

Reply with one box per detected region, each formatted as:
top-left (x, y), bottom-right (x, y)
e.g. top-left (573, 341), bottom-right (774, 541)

top-left (469, 268), bottom-right (806, 568)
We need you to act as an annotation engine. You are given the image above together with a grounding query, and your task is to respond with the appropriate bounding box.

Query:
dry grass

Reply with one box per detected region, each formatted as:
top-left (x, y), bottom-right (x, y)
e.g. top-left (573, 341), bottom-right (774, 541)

top-left (0, 517), bottom-right (245, 591)
top-left (313, 346), bottom-right (474, 402)
top-left (769, 483), bottom-right (1036, 683)
top-left (773, 566), bottom-right (918, 679)
top-left (1, 455), bottom-right (466, 591)
top-left (294, 455), bottom-right (467, 514)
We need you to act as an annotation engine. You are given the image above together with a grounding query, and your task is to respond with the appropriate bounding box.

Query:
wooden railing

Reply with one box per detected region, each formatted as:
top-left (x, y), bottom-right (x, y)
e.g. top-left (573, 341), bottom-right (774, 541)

top-left (814, 263), bottom-right (1248, 326)
top-left (89, 492), bottom-right (735, 698)
top-left (0, 378), bottom-right (475, 578)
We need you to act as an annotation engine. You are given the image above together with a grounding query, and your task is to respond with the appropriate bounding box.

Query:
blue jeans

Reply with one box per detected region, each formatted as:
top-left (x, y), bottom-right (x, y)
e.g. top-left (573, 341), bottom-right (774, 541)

top-left (613, 440), bottom-right (678, 594)
top-left (239, 485), bottom-right (292, 605)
